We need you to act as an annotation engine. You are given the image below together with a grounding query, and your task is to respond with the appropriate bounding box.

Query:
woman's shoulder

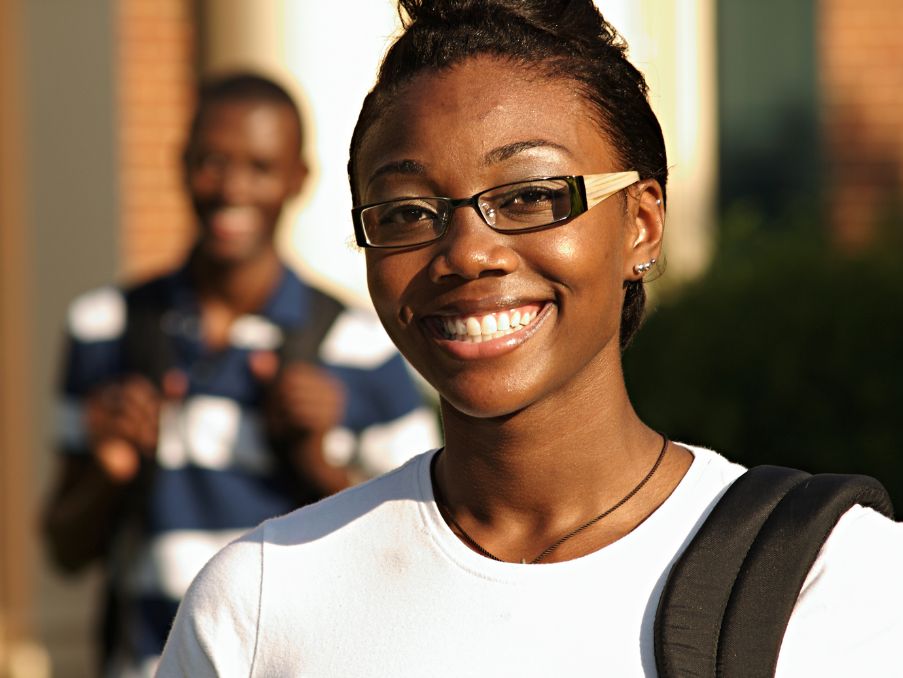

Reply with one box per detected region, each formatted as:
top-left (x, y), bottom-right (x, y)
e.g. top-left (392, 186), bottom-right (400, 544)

top-left (188, 448), bottom-right (432, 584)
top-left (776, 505), bottom-right (903, 674)
top-left (810, 503), bottom-right (903, 578)
top-left (668, 442), bottom-right (747, 508)
top-left (263, 449), bottom-right (434, 543)
top-left (157, 451), bottom-right (436, 674)
top-left (156, 529), bottom-right (266, 676)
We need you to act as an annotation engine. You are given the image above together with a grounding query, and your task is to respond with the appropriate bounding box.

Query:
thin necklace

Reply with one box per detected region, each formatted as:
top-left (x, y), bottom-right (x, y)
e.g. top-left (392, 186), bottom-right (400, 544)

top-left (430, 434), bottom-right (669, 564)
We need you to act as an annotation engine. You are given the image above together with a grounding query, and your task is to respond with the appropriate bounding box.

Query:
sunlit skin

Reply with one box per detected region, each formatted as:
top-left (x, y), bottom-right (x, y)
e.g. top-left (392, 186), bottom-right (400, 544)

top-left (356, 56), bottom-right (692, 563)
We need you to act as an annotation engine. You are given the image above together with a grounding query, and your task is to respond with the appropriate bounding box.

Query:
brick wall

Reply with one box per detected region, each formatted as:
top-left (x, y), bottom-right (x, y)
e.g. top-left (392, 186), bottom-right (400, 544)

top-left (820, 0), bottom-right (903, 248)
top-left (118, 0), bottom-right (197, 281)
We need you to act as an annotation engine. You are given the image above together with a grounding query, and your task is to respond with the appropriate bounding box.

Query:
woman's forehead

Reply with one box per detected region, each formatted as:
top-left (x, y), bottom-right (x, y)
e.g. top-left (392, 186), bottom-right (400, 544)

top-left (356, 57), bottom-right (614, 181)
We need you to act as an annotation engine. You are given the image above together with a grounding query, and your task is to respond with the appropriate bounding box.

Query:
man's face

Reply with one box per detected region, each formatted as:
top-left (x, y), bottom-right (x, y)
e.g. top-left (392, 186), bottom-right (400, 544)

top-left (185, 99), bottom-right (306, 265)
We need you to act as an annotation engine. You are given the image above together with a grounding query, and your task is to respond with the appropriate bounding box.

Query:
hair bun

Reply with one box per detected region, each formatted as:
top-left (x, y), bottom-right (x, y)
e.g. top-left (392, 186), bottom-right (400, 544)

top-left (399, 0), bottom-right (493, 25)
top-left (399, 0), bottom-right (618, 48)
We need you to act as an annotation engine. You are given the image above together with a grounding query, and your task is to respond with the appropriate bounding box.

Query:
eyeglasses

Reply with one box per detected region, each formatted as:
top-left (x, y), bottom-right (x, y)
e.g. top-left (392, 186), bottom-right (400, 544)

top-left (351, 171), bottom-right (640, 249)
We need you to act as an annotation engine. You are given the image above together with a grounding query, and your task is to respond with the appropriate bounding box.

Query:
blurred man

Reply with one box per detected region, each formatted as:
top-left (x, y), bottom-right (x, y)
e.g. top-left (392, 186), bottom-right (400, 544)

top-left (42, 73), bottom-right (439, 676)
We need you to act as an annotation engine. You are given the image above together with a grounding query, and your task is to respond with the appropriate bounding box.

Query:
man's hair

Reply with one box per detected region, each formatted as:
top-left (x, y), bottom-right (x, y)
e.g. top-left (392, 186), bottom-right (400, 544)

top-left (187, 72), bottom-right (304, 155)
top-left (347, 0), bottom-right (668, 350)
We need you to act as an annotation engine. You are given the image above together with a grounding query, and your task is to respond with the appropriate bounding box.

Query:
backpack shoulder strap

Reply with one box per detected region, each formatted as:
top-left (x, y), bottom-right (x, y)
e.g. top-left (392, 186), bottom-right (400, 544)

top-left (654, 465), bottom-right (894, 678)
top-left (278, 286), bottom-right (345, 365)
top-left (716, 471), bottom-right (893, 677)
top-left (654, 465), bottom-right (807, 678)
top-left (122, 279), bottom-right (175, 386)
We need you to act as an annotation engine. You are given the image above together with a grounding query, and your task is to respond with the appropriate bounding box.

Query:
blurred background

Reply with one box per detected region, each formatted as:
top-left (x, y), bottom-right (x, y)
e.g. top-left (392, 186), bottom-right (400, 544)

top-left (0, 0), bottom-right (900, 675)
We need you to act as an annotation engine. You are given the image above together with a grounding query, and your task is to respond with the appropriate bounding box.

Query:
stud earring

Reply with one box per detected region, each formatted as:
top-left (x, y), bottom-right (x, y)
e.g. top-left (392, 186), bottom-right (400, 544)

top-left (655, 199), bottom-right (662, 205)
top-left (634, 258), bottom-right (657, 275)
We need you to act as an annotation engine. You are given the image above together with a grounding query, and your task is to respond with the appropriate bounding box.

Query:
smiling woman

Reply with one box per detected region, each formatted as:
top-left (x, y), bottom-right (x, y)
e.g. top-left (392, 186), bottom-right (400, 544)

top-left (354, 59), bottom-right (661, 421)
top-left (157, 1), bottom-right (903, 676)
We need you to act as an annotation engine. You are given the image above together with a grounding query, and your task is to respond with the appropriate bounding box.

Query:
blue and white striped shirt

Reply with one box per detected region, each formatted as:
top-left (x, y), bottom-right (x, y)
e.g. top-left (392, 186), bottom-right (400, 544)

top-left (57, 263), bottom-right (440, 677)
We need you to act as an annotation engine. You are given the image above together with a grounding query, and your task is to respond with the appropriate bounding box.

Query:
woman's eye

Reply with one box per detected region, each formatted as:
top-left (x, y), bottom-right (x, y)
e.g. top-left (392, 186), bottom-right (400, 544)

top-left (516, 189), bottom-right (553, 205)
top-left (379, 203), bottom-right (437, 225)
top-left (500, 186), bottom-right (560, 211)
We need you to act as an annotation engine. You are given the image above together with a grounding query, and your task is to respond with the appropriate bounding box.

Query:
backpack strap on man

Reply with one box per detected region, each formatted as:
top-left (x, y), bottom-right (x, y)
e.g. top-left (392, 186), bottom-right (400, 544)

top-left (654, 465), bottom-right (894, 678)
top-left (278, 286), bottom-right (344, 365)
top-left (122, 282), bottom-right (176, 387)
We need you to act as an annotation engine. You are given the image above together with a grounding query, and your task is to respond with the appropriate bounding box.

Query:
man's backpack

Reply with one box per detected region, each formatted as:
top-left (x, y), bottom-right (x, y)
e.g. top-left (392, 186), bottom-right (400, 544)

top-left (122, 279), bottom-right (344, 504)
top-left (654, 465), bottom-right (894, 678)
top-left (123, 280), bottom-right (344, 384)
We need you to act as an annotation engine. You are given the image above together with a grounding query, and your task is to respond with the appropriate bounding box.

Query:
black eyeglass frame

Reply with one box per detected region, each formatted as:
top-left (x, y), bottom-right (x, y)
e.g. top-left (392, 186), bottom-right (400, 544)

top-left (351, 171), bottom-right (640, 249)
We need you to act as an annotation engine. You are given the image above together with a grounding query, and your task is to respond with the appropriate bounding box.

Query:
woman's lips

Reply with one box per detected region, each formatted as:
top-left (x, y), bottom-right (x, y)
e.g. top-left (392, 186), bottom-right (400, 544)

top-left (429, 302), bottom-right (545, 343)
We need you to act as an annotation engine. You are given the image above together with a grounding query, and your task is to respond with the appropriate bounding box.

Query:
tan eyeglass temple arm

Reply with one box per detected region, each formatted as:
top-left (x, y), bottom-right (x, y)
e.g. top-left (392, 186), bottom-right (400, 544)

top-left (583, 171), bottom-right (640, 209)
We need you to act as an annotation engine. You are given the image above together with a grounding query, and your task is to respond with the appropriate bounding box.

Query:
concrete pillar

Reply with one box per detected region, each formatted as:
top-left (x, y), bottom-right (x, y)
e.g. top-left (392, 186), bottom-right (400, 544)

top-left (606, 0), bottom-right (719, 284)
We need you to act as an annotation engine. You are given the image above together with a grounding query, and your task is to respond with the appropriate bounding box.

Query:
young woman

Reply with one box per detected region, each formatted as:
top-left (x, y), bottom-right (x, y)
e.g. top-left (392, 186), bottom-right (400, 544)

top-left (158, 1), bottom-right (903, 675)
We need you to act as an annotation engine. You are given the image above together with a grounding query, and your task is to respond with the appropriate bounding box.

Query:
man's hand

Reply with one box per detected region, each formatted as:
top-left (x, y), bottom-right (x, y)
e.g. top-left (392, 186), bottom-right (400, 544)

top-left (250, 351), bottom-right (347, 438)
top-left (250, 351), bottom-right (351, 497)
top-left (84, 371), bottom-right (187, 483)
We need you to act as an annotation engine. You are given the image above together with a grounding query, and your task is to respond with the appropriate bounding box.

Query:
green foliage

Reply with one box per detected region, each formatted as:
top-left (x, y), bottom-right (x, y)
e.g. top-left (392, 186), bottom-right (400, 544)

top-left (625, 207), bottom-right (903, 509)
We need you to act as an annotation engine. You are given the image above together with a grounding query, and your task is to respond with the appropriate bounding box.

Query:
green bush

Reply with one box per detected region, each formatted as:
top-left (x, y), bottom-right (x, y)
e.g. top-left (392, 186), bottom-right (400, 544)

top-left (624, 208), bottom-right (903, 508)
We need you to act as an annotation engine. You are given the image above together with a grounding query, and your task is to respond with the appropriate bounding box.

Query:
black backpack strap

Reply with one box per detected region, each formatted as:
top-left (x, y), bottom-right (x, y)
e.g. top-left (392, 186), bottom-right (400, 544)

top-left (717, 472), bottom-right (893, 677)
top-left (655, 465), bottom-right (894, 678)
top-left (122, 282), bottom-right (176, 387)
top-left (278, 286), bottom-right (344, 365)
top-left (268, 286), bottom-right (345, 506)
top-left (654, 466), bottom-right (807, 678)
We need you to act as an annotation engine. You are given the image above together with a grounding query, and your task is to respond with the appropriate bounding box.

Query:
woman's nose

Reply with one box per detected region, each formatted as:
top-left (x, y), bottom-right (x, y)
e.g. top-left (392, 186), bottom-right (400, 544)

top-left (428, 206), bottom-right (519, 282)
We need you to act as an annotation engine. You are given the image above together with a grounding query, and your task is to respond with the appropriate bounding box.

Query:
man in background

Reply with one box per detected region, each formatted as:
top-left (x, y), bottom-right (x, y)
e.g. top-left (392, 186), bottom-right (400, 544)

top-left (42, 73), bottom-right (439, 676)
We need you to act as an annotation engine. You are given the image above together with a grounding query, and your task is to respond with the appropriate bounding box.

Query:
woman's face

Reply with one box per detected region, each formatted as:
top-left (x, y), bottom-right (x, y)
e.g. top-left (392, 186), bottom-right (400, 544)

top-left (356, 56), bottom-right (659, 418)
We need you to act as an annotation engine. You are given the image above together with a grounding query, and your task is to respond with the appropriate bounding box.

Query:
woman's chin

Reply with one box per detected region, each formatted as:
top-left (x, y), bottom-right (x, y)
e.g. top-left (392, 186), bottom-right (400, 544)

top-left (438, 388), bottom-right (533, 422)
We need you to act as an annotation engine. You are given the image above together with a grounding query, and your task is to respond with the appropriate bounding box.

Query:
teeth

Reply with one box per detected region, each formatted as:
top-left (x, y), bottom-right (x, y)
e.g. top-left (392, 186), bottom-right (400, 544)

top-left (440, 307), bottom-right (542, 341)
top-left (465, 317), bottom-right (482, 337)
top-left (481, 314), bottom-right (497, 334)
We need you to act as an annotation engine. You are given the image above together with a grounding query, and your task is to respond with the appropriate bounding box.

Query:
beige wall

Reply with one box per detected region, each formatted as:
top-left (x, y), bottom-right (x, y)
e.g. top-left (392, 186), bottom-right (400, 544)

top-left (16, 1), bottom-right (120, 675)
top-left (615, 0), bottom-right (718, 283)
top-left (0, 0), bottom-right (41, 673)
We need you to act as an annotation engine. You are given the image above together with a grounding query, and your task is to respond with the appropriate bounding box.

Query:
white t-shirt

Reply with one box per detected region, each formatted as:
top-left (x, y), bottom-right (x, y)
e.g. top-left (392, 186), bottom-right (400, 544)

top-left (156, 446), bottom-right (903, 677)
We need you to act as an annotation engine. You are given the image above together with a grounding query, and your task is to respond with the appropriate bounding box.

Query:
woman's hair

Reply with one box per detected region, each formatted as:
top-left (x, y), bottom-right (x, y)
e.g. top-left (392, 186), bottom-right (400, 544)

top-left (348, 0), bottom-right (668, 349)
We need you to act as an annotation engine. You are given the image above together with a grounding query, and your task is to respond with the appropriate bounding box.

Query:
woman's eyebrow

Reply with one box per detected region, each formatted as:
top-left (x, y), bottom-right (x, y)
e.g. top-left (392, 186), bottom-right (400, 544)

top-left (482, 139), bottom-right (572, 166)
top-left (366, 159), bottom-right (426, 190)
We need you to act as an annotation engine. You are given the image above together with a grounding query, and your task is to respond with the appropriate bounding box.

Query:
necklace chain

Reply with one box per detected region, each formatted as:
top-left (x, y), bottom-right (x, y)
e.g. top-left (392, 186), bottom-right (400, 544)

top-left (431, 434), bottom-right (670, 564)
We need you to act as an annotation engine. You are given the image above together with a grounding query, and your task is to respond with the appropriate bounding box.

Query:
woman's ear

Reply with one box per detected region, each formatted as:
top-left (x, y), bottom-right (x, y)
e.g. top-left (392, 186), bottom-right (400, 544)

top-left (624, 180), bottom-right (665, 280)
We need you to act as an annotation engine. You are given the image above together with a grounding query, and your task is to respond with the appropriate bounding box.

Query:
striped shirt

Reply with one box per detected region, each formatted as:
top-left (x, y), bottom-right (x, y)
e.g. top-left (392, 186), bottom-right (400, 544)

top-left (57, 263), bottom-right (440, 677)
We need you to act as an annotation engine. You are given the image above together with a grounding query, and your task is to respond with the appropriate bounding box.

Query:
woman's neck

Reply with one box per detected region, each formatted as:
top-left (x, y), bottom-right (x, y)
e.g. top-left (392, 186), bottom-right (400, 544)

top-left (440, 384), bottom-right (648, 513)
top-left (434, 363), bottom-right (692, 563)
